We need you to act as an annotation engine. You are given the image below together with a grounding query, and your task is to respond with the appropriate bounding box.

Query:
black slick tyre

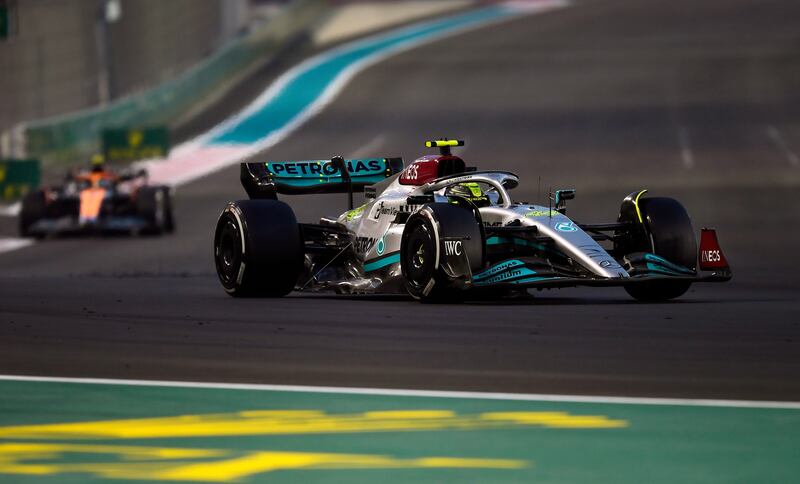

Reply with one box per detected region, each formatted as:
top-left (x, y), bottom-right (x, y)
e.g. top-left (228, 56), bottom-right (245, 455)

top-left (19, 190), bottom-right (47, 238)
top-left (214, 200), bottom-right (303, 297)
top-left (620, 197), bottom-right (697, 301)
top-left (400, 203), bottom-right (484, 303)
top-left (136, 186), bottom-right (174, 234)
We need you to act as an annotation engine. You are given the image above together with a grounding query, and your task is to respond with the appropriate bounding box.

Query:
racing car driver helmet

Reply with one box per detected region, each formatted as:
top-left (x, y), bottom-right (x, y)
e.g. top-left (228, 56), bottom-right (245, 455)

top-left (445, 182), bottom-right (491, 207)
top-left (90, 153), bottom-right (106, 173)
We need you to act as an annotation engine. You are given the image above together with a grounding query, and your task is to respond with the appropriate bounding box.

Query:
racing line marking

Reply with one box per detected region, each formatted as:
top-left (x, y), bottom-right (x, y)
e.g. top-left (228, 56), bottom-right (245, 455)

top-left (765, 125), bottom-right (799, 166)
top-left (1, 374), bottom-right (799, 410)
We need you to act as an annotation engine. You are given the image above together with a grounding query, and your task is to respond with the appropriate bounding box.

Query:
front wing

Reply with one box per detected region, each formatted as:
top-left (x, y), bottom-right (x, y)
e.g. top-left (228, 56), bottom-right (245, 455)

top-left (466, 253), bottom-right (731, 291)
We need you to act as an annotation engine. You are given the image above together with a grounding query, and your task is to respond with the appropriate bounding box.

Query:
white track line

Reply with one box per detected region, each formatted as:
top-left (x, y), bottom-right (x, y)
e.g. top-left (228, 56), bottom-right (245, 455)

top-left (765, 125), bottom-right (799, 166)
top-left (146, 0), bottom-right (569, 187)
top-left (1, 374), bottom-right (798, 409)
top-left (0, 201), bottom-right (21, 217)
top-left (0, 203), bottom-right (29, 255)
top-left (0, 238), bottom-right (33, 253)
top-left (677, 126), bottom-right (694, 169)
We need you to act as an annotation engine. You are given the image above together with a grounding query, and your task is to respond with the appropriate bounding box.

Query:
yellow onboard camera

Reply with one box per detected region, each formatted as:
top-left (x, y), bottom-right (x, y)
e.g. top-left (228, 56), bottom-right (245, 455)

top-left (425, 139), bottom-right (464, 155)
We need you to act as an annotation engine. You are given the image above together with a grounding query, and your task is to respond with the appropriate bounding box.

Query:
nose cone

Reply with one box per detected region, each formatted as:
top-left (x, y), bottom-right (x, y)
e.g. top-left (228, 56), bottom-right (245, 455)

top-left (593, 258), bottom-right (630, 279)
top-left (538, 217), bottom-right (629, 279)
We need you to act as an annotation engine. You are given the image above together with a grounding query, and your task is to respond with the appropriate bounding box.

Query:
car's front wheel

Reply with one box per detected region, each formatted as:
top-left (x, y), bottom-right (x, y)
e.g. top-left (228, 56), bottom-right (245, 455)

top-left (618, 196), bottom-right (697, 301)
top-left (400, 203), bottom-right (484, 302)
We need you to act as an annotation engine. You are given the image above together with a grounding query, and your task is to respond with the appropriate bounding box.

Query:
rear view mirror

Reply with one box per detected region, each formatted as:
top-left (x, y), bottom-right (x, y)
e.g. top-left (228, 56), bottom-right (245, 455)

top-left (555, 189), bottom-right (575, 204)
top-left (553, 189), bottom-right (576, 214)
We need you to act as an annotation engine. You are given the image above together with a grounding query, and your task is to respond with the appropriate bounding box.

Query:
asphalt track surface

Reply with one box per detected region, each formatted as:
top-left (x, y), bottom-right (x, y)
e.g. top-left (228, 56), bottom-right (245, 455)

top-left (2, 0), bottom-right (800, 401)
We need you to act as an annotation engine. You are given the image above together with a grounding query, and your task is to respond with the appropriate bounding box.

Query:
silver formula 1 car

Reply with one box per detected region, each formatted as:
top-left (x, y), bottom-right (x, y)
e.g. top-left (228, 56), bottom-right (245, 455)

top-left (214, 139), bottom-right (731, 301)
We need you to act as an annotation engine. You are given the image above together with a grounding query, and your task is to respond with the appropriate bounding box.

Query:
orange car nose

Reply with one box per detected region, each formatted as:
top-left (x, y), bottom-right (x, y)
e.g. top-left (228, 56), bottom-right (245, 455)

top-left (79, 188), bottom-right (106, 222)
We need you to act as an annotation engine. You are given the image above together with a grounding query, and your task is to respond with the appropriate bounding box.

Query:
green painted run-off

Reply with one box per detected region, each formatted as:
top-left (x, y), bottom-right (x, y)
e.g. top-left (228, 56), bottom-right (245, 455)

top-left (0, 379), bottom-right (798, 483)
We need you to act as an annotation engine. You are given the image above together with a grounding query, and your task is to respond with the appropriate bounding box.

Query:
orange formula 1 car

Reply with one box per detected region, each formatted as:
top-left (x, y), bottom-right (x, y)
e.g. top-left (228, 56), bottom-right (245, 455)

top-left (19, 158), bottom-right (174, 238)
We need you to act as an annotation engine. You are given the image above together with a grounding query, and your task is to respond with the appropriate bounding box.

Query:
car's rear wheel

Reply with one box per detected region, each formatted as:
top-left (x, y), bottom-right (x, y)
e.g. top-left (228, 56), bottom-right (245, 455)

top-left (401, 203), bottom-right (484, 302)
top-left (618, 196), bottom-right (696, 301)
top-left (19, 190), bottom-right (47, 238)
top-left (214, 200), bottom-right (303, 297)
top-left (136, 186), bottom-right (174, 234)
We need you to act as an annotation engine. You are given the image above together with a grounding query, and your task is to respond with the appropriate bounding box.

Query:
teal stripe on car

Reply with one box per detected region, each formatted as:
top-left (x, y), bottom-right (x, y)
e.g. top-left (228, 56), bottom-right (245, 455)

top-left (645, 263), bottom-right (689, 276)
top-left (486, 235), bottom-right (549, 252)
top-left (269, 174), bottom-right (387, 188)
top-left (364, 253), bottom-right (401, 272)
top-left (472, 259), bottom-right (525, 281)
top-left (473, 267), bottom-right (538, 286)
top-left (644, 253), bottom-right (694, 274)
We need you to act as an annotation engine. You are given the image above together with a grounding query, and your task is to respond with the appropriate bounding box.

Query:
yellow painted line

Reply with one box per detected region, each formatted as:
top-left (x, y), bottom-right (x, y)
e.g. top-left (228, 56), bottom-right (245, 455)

top-left (363, 410), bottom-right (456, 419)
top-left (481, 411), bottom-right (628, 428)
top-left (0, 443), bottom-right (527, 482)
top-left (238, 410), bottom-right (324, 418)
top-left (0, 410), bottom-right (628, 440)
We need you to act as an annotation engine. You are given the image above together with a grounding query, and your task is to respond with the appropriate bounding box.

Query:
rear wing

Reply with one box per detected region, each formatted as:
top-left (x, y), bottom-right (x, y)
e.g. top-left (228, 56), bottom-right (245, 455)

top-left (241, 157), bottom-right (404, 200)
